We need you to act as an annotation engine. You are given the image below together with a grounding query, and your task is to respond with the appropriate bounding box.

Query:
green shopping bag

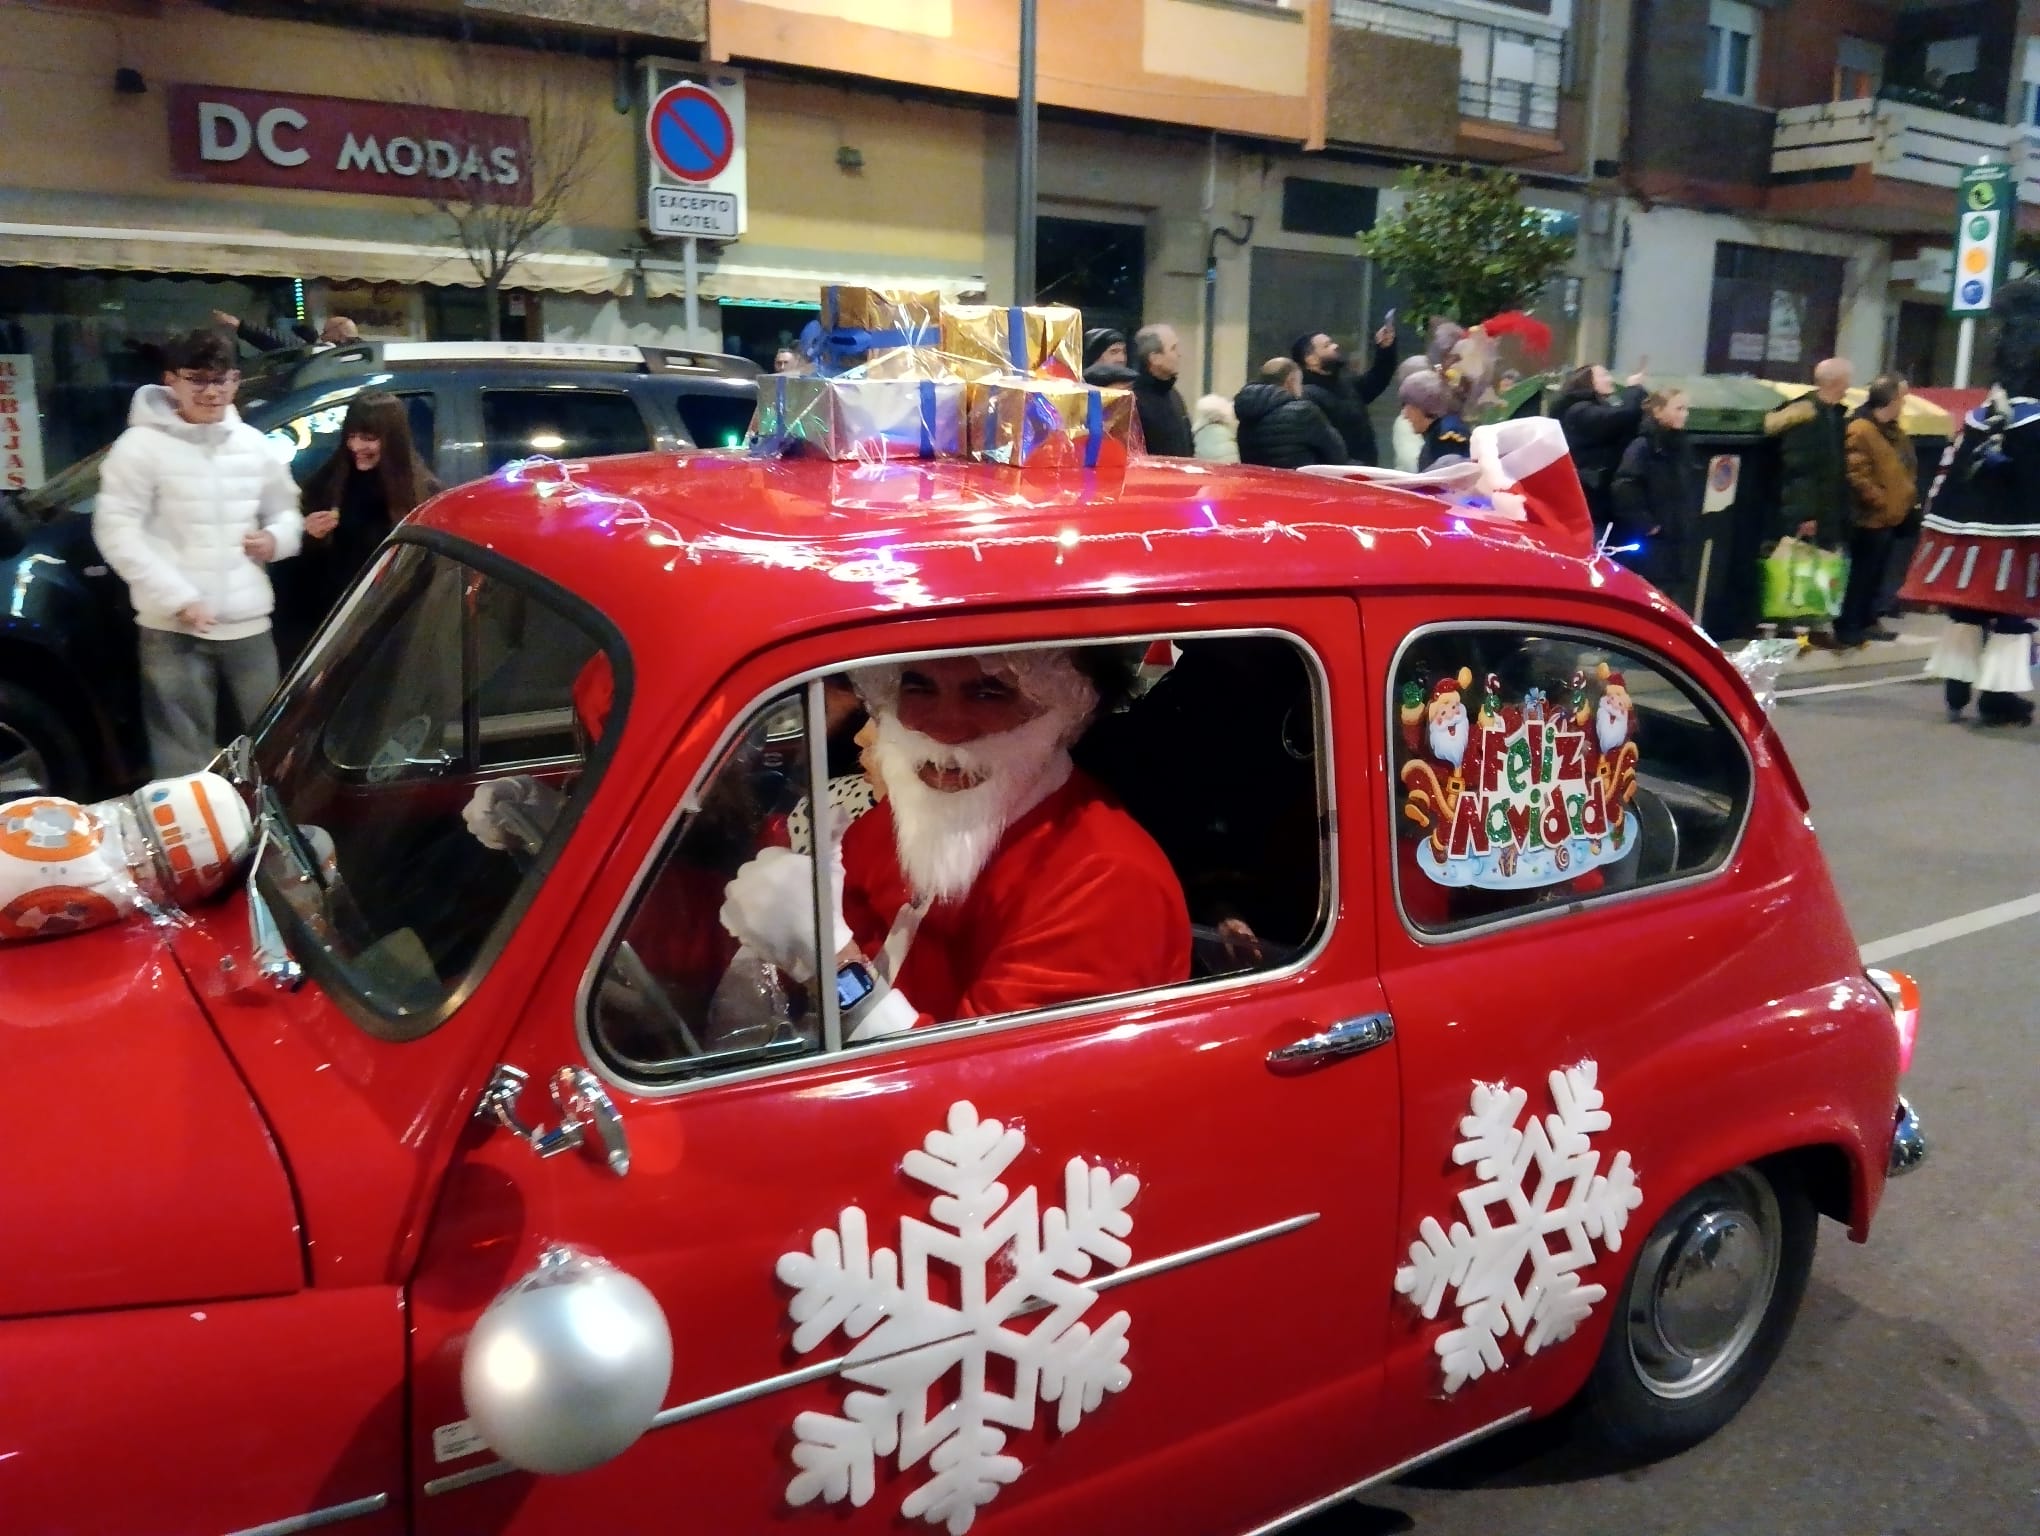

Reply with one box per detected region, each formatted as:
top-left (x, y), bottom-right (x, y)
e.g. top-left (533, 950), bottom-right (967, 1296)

top-left (1761, 538), bottom-right (1850, 621)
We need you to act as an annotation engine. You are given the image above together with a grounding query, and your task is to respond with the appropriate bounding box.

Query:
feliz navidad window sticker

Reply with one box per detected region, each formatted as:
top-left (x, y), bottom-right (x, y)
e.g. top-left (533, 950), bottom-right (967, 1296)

top-left (1397, 662), bottom-right (1640, 890)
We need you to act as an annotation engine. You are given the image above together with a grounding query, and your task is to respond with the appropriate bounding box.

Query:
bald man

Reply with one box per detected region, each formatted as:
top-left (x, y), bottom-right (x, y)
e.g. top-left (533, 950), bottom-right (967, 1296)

top-left (1765, 356), bottom-right (1853, 550)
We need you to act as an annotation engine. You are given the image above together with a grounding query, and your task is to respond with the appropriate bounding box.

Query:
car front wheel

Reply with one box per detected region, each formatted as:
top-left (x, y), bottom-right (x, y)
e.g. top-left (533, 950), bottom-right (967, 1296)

top-left (1579, 1162), bottom-right (1816, 1459)
top-left (0, 682), bottom-right (87, 800)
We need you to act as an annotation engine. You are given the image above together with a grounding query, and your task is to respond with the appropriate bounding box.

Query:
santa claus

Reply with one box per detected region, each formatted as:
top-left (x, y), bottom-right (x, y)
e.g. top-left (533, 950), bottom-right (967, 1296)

top-left (1427, 672), bottom-right (1472, 769)
top-left (1596, 669), bottom-right (1633, 755)
top-left (717, 647), bottom-right (1190, 1041)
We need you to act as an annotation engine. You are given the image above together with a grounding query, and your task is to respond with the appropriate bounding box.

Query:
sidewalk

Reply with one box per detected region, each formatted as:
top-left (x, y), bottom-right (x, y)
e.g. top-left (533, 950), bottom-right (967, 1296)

top-left (1763, 612), bottom-right (1941, 681)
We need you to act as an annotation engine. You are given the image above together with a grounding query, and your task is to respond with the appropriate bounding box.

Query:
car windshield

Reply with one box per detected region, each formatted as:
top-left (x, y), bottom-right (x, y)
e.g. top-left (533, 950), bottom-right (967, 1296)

top-left (247, 539), bottom-right (619, 1036)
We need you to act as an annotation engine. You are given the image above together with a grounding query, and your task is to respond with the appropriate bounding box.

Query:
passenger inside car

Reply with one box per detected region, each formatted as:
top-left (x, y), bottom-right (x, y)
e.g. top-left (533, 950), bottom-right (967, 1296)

top-left (594, 636), bottom-right (1338, 1080)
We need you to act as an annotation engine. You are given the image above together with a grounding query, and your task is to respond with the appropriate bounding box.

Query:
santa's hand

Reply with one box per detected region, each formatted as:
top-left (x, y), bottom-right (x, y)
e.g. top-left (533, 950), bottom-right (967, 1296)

top-left (718, 846), bottom-right (853, 983)
top-left (846, 984), bottom-right (919, 1043)
top-left (462, 776), bottom-right (564, 852)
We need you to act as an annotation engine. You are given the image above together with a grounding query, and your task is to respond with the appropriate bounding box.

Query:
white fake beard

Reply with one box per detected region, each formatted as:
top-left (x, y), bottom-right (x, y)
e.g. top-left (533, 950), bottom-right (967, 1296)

top-left (1429, 705), bottom-right (1468, 767)
top-left (869, 706), bottom-right (1077, 904)
top-left (1598, 698), bottom-right (1629, 754)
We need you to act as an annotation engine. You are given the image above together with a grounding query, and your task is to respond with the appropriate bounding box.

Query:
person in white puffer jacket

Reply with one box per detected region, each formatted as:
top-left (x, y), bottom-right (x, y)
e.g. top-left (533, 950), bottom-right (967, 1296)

top-left (93, 328), bottom-right (303, 776)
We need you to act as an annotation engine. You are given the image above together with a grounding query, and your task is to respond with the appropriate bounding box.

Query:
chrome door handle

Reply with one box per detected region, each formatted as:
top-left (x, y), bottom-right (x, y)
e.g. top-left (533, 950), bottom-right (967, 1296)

top-left (477, 1063), bottom-right (631, 1177)
top-left (1267, 1012), bottom-right (1395, 1068)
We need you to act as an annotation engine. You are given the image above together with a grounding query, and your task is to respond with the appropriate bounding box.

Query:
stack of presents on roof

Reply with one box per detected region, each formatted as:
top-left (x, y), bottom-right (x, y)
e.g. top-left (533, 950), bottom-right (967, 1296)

top-left (750, 288), bottom-right (1142, 469)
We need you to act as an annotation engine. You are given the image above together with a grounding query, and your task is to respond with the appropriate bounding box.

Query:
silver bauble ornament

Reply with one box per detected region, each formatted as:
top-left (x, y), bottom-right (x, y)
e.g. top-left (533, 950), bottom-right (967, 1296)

top-left (462, 1245), bottom-right (673, 1475)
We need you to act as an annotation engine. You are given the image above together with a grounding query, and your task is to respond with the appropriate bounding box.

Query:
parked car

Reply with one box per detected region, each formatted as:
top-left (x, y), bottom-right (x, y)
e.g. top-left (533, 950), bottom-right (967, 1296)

top-left (0, 447), bottom-right (1923, 1536)
top-left (0, 340), bottom-right (759, 799)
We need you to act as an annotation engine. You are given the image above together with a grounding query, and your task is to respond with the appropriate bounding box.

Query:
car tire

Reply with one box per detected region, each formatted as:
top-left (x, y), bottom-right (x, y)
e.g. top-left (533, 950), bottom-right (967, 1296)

top-left (1578, 1161), bottom-right (1816, 1460)
top-left (0, 681), bottom-right (89, 800)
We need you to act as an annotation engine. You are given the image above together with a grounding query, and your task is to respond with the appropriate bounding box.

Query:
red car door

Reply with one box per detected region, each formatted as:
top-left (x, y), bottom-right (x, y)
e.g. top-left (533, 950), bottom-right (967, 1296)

top-left (1361, 595), bottom-right (1764, 1465)
top-left (407, 597), bottom-right (1404, 1536)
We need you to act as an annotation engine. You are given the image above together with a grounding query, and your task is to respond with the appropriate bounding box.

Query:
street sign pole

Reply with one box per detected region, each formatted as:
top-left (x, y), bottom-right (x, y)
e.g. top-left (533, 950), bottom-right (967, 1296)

top-left (1949, 157), bottom-right (2013, 387)
top-left (1016, 0), bottom-right (1037, 303)
top-left (683, 235), bottom-right (701, 348)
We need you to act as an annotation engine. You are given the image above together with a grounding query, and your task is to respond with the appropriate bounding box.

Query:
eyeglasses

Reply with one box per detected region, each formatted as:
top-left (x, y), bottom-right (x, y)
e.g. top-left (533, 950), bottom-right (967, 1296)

top-left (175, 370), bottom-right (241, 393)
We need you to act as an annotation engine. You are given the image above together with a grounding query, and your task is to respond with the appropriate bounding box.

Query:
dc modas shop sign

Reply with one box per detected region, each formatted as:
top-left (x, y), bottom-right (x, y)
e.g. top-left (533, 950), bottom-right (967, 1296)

top-left (168, 84), bottom-right (533, 205)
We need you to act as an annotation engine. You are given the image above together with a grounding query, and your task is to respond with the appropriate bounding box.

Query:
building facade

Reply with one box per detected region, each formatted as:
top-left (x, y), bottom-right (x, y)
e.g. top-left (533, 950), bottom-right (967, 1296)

top-left (1616, 0), bottom-right (2040, 384)
top-left (1, 0), bottom-right (1610, 478)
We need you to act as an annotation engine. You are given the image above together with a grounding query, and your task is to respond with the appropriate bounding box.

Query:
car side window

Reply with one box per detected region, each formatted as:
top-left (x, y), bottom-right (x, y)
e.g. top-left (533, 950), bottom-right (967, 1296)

top-left (265, 391), bottom-right (437, 486)
top-left (661, 388), bottom-right (757, 450)
top-left (1389, 626), bottom-right (1751, 936)
top-left (482, 388), bottom-right (651, 471)
top-left (589, 635), bottom-right (1331, 1086)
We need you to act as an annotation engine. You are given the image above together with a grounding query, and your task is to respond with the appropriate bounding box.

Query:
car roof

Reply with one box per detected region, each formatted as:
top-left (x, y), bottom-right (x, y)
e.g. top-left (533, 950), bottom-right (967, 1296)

top-left (273, 340), bottom-right (762, 392)
top-left (410, 450), bottom-right (1667, 671)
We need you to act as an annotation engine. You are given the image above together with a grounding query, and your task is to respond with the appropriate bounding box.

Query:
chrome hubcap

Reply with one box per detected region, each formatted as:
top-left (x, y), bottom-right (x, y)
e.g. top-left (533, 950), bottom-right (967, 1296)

top-left (0, 722), bottom-right (51, 798)
top-left (1627, 1169), bottom-right (1781, 1400)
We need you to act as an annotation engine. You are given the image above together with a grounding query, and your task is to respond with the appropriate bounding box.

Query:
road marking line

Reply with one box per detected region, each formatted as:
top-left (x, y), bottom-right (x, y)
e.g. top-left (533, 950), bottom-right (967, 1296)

top-left (1777, 673), bottom-right (1932, 698)
top-left (1860, 892), bottom-right (2040, 964)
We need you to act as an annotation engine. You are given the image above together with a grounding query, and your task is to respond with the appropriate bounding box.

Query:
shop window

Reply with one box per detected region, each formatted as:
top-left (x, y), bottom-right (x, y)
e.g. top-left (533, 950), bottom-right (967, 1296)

top-left (589, 636), bottom-right (1330, 1085)
top-left (1388, 628), bottom-right (1751, 938)
top-left (481, 388), bottom-right (651, 471)
top-left (1704, 242), bottom-right (1843, 386)
top-left (1704, 0), bottom-right (1760, 104)
top-left (1036, 217), bottom-right (1145, 347)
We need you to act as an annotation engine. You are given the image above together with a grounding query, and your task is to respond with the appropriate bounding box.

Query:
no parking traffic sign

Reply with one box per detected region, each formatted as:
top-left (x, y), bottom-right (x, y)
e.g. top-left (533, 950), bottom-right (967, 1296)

top-left (649, 84), bottom-right (733, 183)
top-left (643, 66), bottom-right (746, 242)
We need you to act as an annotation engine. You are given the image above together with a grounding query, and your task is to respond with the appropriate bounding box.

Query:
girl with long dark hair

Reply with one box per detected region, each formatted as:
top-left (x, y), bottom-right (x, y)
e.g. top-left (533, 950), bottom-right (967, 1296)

top-left (278, 393), bottom-right (438, 662)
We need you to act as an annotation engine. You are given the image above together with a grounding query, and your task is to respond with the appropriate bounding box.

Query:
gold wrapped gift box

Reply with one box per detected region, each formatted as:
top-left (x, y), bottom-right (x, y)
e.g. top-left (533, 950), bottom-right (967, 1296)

top-left (940, 303), bottom-right (1084, 382)
top-left (967, 377), bottom-right (1140, 469)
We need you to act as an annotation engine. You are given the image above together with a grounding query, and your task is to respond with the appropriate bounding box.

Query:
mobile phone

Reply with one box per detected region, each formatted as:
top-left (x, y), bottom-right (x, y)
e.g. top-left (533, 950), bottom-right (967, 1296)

top-left (1383, 308), bottom-right (1397, 329)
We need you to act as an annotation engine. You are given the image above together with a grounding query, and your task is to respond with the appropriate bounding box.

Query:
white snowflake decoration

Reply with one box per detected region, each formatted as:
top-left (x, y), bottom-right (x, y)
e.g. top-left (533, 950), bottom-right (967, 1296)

top-left (1394, 1060), bottom-right (1643, 1393)
top-left (776, 1100), bottom-right (1140, 1534)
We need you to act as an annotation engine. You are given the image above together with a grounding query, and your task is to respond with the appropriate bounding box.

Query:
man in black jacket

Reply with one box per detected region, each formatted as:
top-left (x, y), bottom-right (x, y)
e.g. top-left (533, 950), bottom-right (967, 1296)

top-left (1130, 324), bottom-right (1193, 457)
top-left (1235, 359), bottom-right (1348, 469)
top-left (1292, 322), bottom-right (1396, 465)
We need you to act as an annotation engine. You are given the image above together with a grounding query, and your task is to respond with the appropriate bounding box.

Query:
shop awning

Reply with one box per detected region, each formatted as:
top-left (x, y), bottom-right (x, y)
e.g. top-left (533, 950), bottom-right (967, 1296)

top-left (646, 261), bottom-right (985, 306)
top-left (0, 220), bottom-right (634, 296)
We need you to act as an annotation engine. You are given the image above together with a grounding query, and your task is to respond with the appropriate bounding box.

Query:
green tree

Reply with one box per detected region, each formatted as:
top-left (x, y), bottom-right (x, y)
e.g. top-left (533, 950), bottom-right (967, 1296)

top-left (1360, 165), bottom-right (1575, 329)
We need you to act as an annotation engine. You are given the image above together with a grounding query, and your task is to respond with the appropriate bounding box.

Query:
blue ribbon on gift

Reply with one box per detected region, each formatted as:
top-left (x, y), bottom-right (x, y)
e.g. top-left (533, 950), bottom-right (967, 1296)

top-left (1006, 307), bottom-right (1029, 373)
top-left (1083, 385), bottom-right (1103, 468)
top-left (919, 380), bottom-right (937, 458)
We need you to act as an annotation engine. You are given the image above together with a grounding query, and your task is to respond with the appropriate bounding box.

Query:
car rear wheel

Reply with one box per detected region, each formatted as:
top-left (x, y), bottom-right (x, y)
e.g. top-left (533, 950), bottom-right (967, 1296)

top-left (1579, 1162), bottom-right (1816, 1459)
top-left (0, 682), bottom-right (88, 800)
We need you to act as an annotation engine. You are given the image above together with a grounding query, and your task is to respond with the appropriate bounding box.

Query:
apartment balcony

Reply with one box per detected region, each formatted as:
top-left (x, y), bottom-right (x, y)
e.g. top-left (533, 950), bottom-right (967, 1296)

top-left (1770, 97), bottom-right (2035, 233)
top-left (1328, 0), bottom-right (1568, 155)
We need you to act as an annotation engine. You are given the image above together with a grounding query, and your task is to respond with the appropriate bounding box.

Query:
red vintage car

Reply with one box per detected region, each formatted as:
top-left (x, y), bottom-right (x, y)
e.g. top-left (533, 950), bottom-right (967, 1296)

top-left (0, 446), bottom-right (1923, 1536)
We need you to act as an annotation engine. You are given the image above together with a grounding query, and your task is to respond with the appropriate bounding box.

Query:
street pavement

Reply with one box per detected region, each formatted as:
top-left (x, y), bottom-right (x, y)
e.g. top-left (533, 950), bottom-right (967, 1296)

top-left (1299, 643), bottom-right (2040, 1536)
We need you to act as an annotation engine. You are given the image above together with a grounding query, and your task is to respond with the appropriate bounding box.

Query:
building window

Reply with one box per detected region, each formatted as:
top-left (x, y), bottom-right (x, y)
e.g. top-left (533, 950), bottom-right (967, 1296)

top-left (1704, 0), bottom-right (1760, 104)
top-left (1704, 242), bottom-right (1844, 385)
top-left (1835, 35), bottom-right (1884, 102)
top-left (2022, 39), bottom-right (2040, 128)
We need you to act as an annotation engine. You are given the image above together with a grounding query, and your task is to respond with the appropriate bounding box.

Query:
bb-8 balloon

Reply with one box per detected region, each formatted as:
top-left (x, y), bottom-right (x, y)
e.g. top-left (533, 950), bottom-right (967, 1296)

top-left (0, 772), bottom-right (253, 943)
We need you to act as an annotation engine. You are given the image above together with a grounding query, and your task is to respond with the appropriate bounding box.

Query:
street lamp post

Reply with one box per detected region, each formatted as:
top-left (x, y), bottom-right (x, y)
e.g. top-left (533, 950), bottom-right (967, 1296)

top-left (1016, 0), bottom-right (1038, 303)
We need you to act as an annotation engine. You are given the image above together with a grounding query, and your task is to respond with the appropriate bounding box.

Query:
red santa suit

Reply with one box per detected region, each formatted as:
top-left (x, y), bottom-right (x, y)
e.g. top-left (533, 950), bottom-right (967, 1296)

top-left (840, 767), bottom-right (1190, 1024)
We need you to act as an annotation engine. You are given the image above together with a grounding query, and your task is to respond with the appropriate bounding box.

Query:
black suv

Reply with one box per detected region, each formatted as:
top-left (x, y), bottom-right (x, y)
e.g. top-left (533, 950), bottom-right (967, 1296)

top-left (0, 340), bottom-right (759, 799)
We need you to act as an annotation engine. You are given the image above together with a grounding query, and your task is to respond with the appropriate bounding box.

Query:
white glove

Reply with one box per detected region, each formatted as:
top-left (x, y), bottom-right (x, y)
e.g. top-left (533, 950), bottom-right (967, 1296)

top-left (462, 776), bottom-right (564, 852)
top-left (717, 843), bottom-right (853, 983)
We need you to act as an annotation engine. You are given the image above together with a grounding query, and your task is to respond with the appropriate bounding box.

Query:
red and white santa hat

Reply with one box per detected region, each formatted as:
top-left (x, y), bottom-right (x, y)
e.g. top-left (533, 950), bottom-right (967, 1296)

top-left (1469, 417), bottom-right (1596, 556)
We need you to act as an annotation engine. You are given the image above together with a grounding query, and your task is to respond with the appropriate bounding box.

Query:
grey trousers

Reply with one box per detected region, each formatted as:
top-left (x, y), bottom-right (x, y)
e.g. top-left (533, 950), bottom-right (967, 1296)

top-left (137, 627), bottom-right (280, 778)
